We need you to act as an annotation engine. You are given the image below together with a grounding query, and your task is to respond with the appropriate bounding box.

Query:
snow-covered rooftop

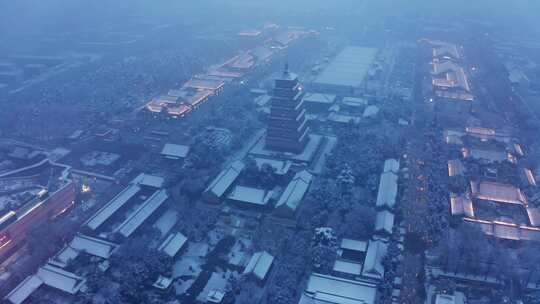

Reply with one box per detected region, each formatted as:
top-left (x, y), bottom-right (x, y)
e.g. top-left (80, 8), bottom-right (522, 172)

top-left (243, 251), bottom-right (274, 281)
top-left (70, 234), bottom-right (117, 258)
top-left (227, 186), bottom-right (273, 206)
top-left (184, 77), bottom-right (225, 91)
top-left (342, 96), bottom-right (368, 107)
top-left (50, 234), bottom-right (118, 268)
top-left (207, 289), bottom-right (226, 303)
top-left (205, 160), bottom-right (245, 199)
top-left (314, 46), bottom-right (377, 88)
top-left (333, 260), bottom-right (362, 276)
top-left (328, 112), bottom-right (361, 124)
top-left (383, 159), bottom-right (400, 174)
top-left (197, 271), bottom-right (231, 302)
top-left (85, 184), bottom-right (141, 230)
top-left (5, 275), bottom-right (43, 304)
top-left (465, 218), bottom-right (540, 241)
top-left (49, 246), bottom-right (78, 269)
top-left (340, 238), bottom-right (367, 252)
top-left (5, 264), bottom-right (87, 304)
top-left (275, 170), bottom-right (313, 212)
top-left (158, 232), bottom-right (188, 257)
top-left (299, 273), bottom-right (377, 304)
top-left (435, 292), bottom-right (466, 304)
top-left (161, 143), bottom-right (190, 159)
top-left (153, 275), bottom-right (173, 290)
top-left (362, 105), bottom-right (379, 118)
top-left (470, 180), bottom-right (526, 205)
top-left (376, 171), bottom-right (398, 209)
top-left (375, 210), bottom-right (395, 235)
top-left (37, 264), bottom-right (86, 294)
top-left (362, 240), bottom-right (387, 280)
top-left (304, 93), bottom-right (337, 104)
top-left (130, 173), bottom-right (165, 189)
top-left (116, 189), bottom-right (169, 237)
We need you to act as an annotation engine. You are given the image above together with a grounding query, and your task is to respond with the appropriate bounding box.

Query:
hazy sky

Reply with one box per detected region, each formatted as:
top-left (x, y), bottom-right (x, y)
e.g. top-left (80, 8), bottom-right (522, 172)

top-left (1, 0), bottom-right (539, 37)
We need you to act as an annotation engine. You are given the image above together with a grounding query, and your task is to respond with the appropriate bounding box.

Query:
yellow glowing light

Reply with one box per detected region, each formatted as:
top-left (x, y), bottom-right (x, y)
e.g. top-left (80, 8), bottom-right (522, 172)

top-left (81, 185), bottom-right (91, 193)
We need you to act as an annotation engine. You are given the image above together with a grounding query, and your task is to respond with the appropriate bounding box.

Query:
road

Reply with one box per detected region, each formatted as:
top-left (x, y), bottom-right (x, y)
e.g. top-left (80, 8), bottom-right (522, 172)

top-left (397, 47), bottom-right (430, 303)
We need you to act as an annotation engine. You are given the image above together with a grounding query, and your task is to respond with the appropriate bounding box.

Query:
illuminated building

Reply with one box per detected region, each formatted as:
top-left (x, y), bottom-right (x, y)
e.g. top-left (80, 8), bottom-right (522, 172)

top-left (0, 182), bottom-right (76, 261)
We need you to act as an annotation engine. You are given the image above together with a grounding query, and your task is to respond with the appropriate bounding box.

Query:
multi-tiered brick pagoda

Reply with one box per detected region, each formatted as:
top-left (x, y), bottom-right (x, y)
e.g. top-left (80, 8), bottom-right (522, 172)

top-left (265, 64), bottom-right (309, 154)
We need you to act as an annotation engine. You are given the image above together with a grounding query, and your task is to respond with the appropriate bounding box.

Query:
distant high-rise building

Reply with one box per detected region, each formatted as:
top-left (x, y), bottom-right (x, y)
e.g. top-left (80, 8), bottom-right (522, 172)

top-left (265, 64), bottom-right (309, 153)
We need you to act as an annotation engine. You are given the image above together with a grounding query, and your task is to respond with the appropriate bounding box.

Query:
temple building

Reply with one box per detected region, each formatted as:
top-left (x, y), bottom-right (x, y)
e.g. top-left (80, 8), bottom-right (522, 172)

top-left (265, 65), bottom-right (309, 153)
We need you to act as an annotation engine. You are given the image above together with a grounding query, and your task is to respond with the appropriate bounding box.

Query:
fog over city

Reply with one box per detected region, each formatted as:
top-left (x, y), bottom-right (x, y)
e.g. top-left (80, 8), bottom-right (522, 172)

top-left (1, 1), bottom-right (540, 304)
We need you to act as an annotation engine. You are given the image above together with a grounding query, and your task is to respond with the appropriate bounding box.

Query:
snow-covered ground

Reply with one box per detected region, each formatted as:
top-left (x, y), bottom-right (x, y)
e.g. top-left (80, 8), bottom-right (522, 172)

top-left (0, 188), bottom-right (42, 210)
top-left (207, 228), bottom-right (225, 246)
top-left (188, 242), bottom-right (211, 258)
top-left (175, 278), bottom-right (196, 295)
top-left (227, 237), bottom-right (252, 267)
top-left (172, 241), bottom-right (209, 295)
top-left (80, 151), bottom-right (120, 167)
top-left (173, 256), bottom-right (202, 295)
top-left (196, 270), bottom-right (239, 303)
top-left (48, 148), bottom-right (71, 162)
top-left (0, 180), bottom-right (40, 192)
top-left (153, 209), bottom-right (179, 237)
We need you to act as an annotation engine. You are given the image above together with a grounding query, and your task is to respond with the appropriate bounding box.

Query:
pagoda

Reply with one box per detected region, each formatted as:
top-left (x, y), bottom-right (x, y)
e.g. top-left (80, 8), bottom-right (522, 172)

top-left (265, 64), bottom-right (309, 153)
